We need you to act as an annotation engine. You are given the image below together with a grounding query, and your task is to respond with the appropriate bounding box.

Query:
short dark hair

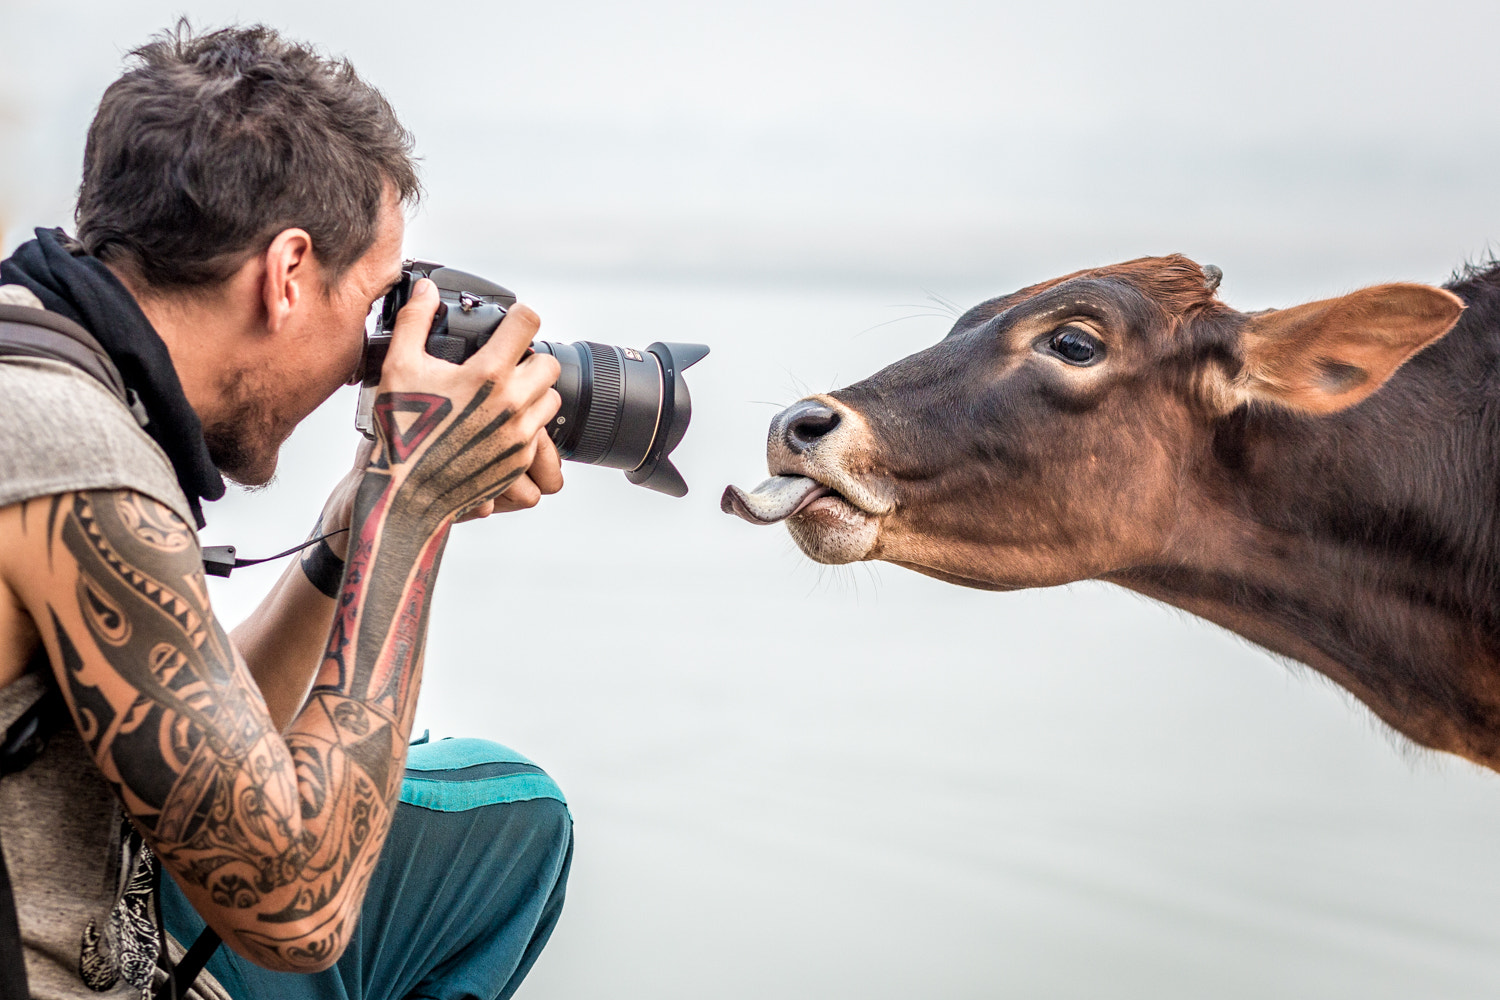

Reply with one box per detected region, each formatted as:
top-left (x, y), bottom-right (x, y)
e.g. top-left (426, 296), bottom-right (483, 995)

top-left (76, 21), bottom-right (420, 290)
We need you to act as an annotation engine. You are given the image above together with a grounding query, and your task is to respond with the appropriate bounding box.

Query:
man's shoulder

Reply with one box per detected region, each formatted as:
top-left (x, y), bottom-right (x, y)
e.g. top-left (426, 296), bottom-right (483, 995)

top-left (0, 285), bottom-right (44, 309)
top-left (0, 352), bottom-right (194, 528)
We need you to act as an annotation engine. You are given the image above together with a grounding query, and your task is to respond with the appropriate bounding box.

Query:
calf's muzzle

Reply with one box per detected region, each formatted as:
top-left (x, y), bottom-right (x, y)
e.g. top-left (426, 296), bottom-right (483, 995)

top-left (775, 400), bottom-right (842, 454)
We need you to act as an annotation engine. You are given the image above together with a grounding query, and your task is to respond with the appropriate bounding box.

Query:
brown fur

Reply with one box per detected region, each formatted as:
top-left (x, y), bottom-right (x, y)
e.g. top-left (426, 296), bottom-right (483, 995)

top-left (765, 256), bottom-right (1500, 769)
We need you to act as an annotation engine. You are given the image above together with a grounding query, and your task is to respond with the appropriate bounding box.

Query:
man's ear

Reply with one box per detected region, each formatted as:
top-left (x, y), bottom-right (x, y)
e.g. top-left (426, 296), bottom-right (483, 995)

top-left (262, 228), bottom-right (315, 335)
top-left (1223, 283), bottom-right (1464, 415)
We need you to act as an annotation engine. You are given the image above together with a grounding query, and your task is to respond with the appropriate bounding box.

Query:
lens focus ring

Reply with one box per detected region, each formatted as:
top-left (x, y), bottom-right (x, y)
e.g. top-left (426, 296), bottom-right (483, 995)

top-left (569, 342), bottom-right (624, 464)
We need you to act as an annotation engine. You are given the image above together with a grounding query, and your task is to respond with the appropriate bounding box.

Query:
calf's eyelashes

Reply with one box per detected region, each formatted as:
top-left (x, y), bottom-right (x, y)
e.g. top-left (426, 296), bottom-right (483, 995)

top-left (1040, 325), bottom-right (1106, 366)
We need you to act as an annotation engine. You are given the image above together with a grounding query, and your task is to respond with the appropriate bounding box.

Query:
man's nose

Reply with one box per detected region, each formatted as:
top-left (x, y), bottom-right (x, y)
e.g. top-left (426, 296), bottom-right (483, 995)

top-left (771, 399), bottom-right (842, 455)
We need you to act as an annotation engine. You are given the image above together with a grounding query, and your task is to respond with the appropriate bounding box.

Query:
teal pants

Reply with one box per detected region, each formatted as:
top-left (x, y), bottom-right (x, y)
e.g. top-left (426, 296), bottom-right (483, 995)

top-left (160, 738), bottom-right (573, 1000)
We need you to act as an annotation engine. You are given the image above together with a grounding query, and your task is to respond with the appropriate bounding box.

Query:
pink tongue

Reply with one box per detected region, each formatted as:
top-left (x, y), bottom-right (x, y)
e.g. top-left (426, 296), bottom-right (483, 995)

top-left (720, 476), bottom-right (831, 525)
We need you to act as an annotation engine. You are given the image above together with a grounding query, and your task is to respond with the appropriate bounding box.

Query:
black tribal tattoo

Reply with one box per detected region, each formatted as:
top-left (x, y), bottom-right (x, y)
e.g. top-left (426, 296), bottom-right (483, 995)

top-left (33, 384), bottom-right (541, 970)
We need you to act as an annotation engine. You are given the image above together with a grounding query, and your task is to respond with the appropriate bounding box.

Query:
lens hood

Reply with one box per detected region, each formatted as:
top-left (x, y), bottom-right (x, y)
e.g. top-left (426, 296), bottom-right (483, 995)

top-left (627, 341), bottom-right (710, 497)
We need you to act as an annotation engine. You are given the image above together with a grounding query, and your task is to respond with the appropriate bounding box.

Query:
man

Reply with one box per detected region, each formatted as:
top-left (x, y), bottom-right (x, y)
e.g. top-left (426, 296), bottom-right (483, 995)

top-left (0, 22), bottom-right (573, 1000)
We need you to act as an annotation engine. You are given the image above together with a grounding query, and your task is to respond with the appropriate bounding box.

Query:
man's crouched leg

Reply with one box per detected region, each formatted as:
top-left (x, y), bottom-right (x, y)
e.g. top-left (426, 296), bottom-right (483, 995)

top-left (159, 738), bottom-right (574, 1000)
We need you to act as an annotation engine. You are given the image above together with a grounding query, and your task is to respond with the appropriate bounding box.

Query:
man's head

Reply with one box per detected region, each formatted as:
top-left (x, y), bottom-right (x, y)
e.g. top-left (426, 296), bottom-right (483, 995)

top-left (77, 22), bottom-right (420, 485)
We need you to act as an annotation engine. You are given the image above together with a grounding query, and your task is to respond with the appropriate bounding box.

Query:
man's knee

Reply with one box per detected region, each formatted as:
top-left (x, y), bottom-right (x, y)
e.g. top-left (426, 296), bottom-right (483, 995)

top-left (399, 736), bottom-right (571, 857)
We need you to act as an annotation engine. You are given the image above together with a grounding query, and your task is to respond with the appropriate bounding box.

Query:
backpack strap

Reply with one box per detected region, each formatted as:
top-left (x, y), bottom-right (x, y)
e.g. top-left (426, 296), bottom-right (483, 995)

top-left (0, 845), bottom-right (26, 1000)
top-left (0, 305), bottom-right (117, 999)
top-left (153, 924), bottom-right (223, 1000)
top-left (0, 304), bottom-right (149, 427)
top-left (0, 305), bottom-right (220, 996)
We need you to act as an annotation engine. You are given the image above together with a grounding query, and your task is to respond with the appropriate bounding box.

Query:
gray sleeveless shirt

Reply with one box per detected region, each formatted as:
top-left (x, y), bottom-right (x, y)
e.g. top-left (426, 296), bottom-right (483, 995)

top-left (0, 286), bottom-right (228, 1000)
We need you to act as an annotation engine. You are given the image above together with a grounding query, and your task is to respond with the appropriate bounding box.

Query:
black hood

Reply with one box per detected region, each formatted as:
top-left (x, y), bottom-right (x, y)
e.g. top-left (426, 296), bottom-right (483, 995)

top-left (0, 228), bottom-right (224, 527)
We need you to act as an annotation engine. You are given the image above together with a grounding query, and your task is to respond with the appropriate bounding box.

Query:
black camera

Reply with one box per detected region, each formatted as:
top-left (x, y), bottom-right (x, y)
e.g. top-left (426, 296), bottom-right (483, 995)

top-left (351, 261), bottom-right (708, 497)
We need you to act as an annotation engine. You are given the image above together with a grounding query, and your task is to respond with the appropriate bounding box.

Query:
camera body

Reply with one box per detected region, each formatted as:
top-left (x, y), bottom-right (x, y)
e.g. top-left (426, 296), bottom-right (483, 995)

top-left (353, 261), bottom-right (708, 497)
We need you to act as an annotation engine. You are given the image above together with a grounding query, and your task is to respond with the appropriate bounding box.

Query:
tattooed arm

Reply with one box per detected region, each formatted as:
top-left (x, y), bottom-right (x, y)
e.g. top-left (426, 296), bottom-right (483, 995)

top-left (0, 279), bottom-right (561, 970)
top-left (234, 431), bottom-right (563, 731)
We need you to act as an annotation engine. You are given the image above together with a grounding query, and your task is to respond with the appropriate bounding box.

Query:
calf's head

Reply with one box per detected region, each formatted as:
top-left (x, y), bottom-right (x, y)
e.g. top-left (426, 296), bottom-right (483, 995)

top-left (723, 255), bottom-right (1464, 590)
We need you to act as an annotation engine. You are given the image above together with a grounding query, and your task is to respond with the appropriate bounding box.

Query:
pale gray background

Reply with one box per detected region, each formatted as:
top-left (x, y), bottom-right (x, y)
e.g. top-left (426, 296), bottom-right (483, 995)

top-left (5, 2), bottom-right (1500, 997)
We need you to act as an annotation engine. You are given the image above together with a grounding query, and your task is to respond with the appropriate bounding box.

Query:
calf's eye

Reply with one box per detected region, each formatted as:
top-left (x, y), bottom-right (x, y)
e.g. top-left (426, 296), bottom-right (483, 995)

top-left (1047, 327), bottom-right (1103, 366)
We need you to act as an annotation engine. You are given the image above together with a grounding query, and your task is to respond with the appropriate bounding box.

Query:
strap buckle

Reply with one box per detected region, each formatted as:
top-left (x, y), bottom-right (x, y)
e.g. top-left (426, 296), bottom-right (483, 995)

top-left (0, 703), bottom-right (53, 777)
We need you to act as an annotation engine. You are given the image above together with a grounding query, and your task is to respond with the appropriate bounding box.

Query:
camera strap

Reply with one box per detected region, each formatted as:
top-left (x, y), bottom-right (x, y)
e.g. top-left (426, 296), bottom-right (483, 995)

top-left (200, 528), bottom-right (348, 579)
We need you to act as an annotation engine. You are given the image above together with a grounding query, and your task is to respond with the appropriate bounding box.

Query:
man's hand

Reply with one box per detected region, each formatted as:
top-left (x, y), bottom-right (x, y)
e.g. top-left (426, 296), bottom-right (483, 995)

top-left (365, 277), bottom-right (561, 529)
top-left (320, 413), bottom-right (563, 548)
top-left (458, 431), bottom-right (564, 521)
top-left (315, 281), bottom-right (564, 553)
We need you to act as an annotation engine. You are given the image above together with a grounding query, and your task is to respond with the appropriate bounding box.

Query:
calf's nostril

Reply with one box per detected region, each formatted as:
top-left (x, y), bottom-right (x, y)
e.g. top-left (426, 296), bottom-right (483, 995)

top-left (785, 401), bottom-right (841, 453)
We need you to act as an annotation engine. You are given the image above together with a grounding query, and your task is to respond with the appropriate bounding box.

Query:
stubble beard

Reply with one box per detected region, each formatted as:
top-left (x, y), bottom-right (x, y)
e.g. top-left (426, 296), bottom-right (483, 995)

top-left (203, 370), bottom-right (282, 489)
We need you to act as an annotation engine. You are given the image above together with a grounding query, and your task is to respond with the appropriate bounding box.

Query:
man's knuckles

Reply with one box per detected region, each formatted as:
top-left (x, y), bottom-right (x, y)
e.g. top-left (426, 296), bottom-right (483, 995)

top-left (529, 354), bottom-right (562, 389)
top-left (505, 480), bottom-right (542, 510)
top-left (503, 302), bottom-right (541, 335)
top-left (378, 354), bottom-right (418, 385)
top-left (472, 350), bottom-right (556, 389)
top-left (492, 379), bottom-right (554, 420)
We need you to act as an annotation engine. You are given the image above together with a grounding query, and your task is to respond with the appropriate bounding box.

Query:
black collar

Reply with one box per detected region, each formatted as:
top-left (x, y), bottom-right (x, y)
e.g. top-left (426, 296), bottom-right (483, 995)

top-left (0, 229), bottom-right (225, 527)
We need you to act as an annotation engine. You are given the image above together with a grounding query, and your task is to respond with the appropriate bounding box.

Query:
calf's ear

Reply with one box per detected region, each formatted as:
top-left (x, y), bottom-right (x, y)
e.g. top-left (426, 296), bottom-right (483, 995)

top-left (1227, 284), bottom-right (1464, 415)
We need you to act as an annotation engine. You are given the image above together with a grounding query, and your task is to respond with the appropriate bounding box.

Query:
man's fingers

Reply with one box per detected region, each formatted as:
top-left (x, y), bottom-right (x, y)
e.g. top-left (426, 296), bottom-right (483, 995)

top-left (493, 353), bottom-right (561, 423)
top-left (497, 474), bottom-right (542, 511)
top-left (518, 388), bottom-right (562, 443)
top-left (471, 301), bottom-right (544, 371)
top-left (528, 430), bottom-right (564, 496)
top-left (384, 278), bottom-right (440, 369)
top-left (456, 499), bottom-right (496, 523)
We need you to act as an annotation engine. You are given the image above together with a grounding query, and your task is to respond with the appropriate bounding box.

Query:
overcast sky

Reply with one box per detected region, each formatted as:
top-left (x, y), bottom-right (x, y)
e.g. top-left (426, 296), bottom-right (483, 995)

top-left (5, 0), bottom-right (1500, 300)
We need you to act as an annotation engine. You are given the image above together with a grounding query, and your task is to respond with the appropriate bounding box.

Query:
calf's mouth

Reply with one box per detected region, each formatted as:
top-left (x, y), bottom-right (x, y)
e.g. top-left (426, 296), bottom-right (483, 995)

top-left (722, 394), bottom-right (888, 565)
top-left (720, 475), bottom-right (839, 524)
top-left (726, 392), bottom-right (888, 563)
top-left (720, 473), bottom-right (879, 564)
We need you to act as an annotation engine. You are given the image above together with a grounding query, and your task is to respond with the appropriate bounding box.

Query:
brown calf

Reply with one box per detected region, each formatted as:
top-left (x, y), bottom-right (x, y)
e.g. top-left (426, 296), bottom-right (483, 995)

top-left (722, 256), bottom-right (1500, 769)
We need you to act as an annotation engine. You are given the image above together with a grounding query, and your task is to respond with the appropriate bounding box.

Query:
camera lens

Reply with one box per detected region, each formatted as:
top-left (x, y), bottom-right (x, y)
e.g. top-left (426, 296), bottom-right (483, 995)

top-left (532, 340), bottom-right (708, 497)
top-left (533, 341), bottom-right (660, 468)
top-left (354, 262), bottom-right (707, 496)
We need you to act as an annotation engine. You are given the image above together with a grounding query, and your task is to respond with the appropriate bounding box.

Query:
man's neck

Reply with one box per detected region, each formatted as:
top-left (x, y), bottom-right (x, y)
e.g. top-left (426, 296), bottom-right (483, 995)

top-left (105, 262), bottom-right (256, 434)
